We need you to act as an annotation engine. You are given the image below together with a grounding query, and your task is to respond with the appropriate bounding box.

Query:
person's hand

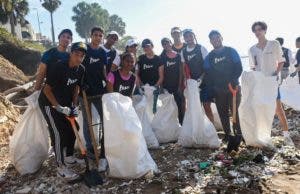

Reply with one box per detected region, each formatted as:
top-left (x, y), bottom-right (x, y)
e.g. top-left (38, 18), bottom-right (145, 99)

top-left (290, 71), bottom-right (298, 78)
top-left (55, 105), bottom-right (71, 116)
top-left (70, 106), bottom-right (79, 117)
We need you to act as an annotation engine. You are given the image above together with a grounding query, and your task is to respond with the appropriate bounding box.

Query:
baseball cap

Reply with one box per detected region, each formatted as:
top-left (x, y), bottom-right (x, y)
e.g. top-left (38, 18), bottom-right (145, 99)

top-left (141, 39), bottom-right (153, 48)
top-left (126, 39), bottom-right (138, 47)
top-left (161, 37), bottom-right (172, 46)
top-left (58, 29), bottom-right (72, 39)
top-left (208, 30), bottom-right (221, 39)
top-left (107, 31), bottom-right (120, 40)
top-left (171, 27), bottom-right (181, 34)
top-left (182, 29), bottom-right (194, 36)
top-left (71, 42), bottom-right (87, 53)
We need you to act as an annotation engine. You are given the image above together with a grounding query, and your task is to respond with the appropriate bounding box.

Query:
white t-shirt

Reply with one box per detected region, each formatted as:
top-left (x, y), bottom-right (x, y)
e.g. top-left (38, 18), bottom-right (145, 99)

top-left (249, 40), bottom-right (285, 76)
top-left (100, 45), bottom-right (121, 66)
top-left (180, 44), bottom-right (208, 63)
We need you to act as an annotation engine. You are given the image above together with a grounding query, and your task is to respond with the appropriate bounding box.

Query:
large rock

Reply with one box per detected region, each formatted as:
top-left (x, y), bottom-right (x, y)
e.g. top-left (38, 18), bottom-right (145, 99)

top-left (0, 43), bottom-right (41, 75)
top-left (0, 55), bottom-right (28, 92)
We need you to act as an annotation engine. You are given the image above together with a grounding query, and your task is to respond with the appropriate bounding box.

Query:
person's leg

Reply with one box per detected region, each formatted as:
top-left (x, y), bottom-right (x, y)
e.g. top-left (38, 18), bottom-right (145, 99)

top-left (215, 90), bottom-right (231, 139)
top-left (200, 87), bottom-right (214, 123)
top-left (79, 97), bottom-right (94, 153)
top-left (90, 98), bottom-right (105, 159)
top-left (173, 91), bottom-right (184, 124)
top-left (276, 100), bottom-right (288, 131)
top-left (229, 86), bottom-right (242, 135)
top-left (39, 100), bottom-right (55, 150)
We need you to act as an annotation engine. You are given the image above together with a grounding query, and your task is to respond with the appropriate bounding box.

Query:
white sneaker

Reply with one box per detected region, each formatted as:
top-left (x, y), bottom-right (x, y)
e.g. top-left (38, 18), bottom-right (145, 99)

top-left (64, 156), bottom-right (85, 166)
top-left (284, 135), bottom-right (295, 147)
top-left (57, 166), bottom-right (79, 181)
top-left (98, 158), bottom-right (108, 172)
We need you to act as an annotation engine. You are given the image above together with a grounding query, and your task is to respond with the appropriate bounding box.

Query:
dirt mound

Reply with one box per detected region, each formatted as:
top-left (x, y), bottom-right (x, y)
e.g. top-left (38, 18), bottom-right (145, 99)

top-left (0, 55), bottom-right (29, 92)
top-left (0, 95), bottom-right (19, 146)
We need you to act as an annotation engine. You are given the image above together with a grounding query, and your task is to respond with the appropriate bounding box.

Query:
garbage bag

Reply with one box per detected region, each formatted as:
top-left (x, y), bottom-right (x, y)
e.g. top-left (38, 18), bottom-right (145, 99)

top-left (151, 93), bottom-right (181, 143)
top-left (211, 103), bottom-right (223, 130)
top-left (76, 104), bottom-right (100, 149)
top-left (102, 93), bottom-right (158, 179)
top-left (239, 71), bottom-right (277, 147)
top-left (132, 95), bottom-right (159, 148)
top-left (9, 91), bottom-right (49, 175)
top-left (178, 79), bottom-right (220, 148)
top-left (281, 76), bottom-right (300, 111)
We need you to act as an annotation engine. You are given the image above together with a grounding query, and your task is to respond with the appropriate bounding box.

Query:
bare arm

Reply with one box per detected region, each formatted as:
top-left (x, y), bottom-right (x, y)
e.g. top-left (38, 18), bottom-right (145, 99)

top-left (106, 81), bottom-right (114, 93)
top-left (135, 69), bottom-right (141, 87)
top-left (72, 85), bottom-right (80, 106)
top-left (155, 65), bottom-right (164, 87)
top-left (43, 84), bottom-right (59, 107)
top-left (34, 63), bottom-right (47, 90)
top-left (276, 62), bottom-right (284, 74)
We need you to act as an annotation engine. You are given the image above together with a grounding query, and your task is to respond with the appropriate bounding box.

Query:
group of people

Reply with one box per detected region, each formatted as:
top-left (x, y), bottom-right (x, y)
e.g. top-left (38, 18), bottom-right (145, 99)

top-left (34, 21), bottom-right (300, 181)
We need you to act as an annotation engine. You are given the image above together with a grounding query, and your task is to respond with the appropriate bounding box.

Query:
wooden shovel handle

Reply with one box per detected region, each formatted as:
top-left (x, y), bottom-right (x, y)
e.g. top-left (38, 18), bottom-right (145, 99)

top-left (66, 117), bottom-right (86, 156)
top-left (228, 83), bottom-right (238, 123)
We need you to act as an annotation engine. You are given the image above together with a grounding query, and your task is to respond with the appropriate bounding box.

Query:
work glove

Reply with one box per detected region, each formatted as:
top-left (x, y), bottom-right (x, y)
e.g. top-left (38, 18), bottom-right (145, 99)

top-left (55, 105), bottom-right (71, 116)
top-left (290, 71), bottom-right (298, 78)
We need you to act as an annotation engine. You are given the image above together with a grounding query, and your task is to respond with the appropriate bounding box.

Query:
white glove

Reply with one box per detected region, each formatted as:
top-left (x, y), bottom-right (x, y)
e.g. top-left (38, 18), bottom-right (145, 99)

top-left (55, 105), bottom-right (71, 116)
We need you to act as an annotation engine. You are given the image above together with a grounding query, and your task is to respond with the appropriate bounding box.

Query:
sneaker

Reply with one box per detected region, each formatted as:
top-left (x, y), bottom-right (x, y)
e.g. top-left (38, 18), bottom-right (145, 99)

top-left (284, 135), bottom-right (295, 147)
top-left (98, 158), bottom-right (108, 172)
top-left (65, 156), bottom-right (85, 166)
top-left (57, 166), bottom-right (79, 181)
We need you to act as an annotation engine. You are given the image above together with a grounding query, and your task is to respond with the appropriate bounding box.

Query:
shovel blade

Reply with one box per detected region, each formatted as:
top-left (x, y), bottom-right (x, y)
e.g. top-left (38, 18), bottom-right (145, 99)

top-left (83, 169), bottom-right (103, 187)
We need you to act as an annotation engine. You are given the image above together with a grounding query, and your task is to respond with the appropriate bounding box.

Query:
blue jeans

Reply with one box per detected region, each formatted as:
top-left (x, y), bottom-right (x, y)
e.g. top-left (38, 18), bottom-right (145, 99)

top-left (79, 96), bottom-right (105, 158)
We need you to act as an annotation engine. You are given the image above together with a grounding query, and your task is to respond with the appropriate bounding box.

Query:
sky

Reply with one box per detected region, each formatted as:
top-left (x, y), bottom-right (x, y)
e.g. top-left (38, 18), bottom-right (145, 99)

top-left (26, 0), bottom-right (299, 56)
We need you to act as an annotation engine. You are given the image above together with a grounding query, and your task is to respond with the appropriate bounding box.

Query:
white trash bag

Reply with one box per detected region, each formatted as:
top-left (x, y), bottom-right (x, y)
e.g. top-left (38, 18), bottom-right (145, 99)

top-left (103, 93), bottom-right (158, 179)
top-left (211, 103), bottom-right (223, 130)
top-left (178, 79), bottom-right (220, 148)
top-left (151, 93), bottom-right (181, 143)
top-left (239, 71), bottom-right (277, 147)
top-left (281, 76), bottom-right (300, 111)
top-left (76, 104), bottom-right (100, 149)
top-left (132, 95), bottom-right (159, 148)
top-left (9, 91), bottom-right (49, 175)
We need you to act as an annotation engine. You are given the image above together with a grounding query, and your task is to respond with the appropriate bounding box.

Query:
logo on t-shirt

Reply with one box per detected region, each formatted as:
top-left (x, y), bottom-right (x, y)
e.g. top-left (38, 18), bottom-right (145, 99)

top-left (66, 78), bottom-right (78, 86)
top-left (166, 61), bottom-right (176, 67)
top-left (119, 85), bottom-right (130, 92)
top-left (187, 54), bottom-right (196, 61)
top-left (214, 56), bottom-right (226, 64)
top-left (143, 64), bottom-right (153, 70)
top-left (90, 57), bottom-right (100, 64)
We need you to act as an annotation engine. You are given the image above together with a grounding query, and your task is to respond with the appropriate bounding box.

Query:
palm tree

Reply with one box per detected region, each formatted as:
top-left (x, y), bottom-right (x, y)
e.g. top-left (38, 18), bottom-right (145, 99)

top-left (0, 0), bottom-right (29, 36)
top-left (40, 0), bottom-right (61, 45)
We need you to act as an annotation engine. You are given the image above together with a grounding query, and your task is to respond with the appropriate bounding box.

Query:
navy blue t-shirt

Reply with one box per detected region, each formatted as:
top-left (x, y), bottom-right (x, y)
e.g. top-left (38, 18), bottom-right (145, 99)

top-left (204, 46), bottom-right (243, 90)
top-left (41, 47), bottom-right (69, 67)
top-left (82, 45), bottom-right (108, 96)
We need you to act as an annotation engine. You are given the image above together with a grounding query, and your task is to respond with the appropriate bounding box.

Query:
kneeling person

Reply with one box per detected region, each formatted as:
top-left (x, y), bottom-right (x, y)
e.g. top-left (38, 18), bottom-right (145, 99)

top-left (38, 42), bottom-right (86, 181)
top-left (107, 52), bottom-right (136, 97)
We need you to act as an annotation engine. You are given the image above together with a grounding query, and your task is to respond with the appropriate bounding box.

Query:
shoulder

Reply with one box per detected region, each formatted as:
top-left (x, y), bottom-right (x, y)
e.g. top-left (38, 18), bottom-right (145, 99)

top-left (249, 45), bottom-right (257, 53)
top-left (138, 54), bottom-right (146, 60)
top-left (269, 40), bottom-right (281, 48)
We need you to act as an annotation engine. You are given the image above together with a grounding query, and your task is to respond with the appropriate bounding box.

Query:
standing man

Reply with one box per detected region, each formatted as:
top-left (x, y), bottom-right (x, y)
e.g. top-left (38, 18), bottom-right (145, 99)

top-left (81, 27), bottom-right (108, 171)
top-left (101, 31), bottom-right (121, 73)
top-left (204, 30), bottom-right (243, 142)
top-left (290, 37), bottom-right (300, 83)
top-left (275, 37), bottom-right (294, 81)
top-left (181, 29), bottom-right (214, 122)
top-left (34, 29), bottom-right (72, 90)
top-left (38, 42), bottom-right (86, 181)
top-left (171, 27), bottom-right (186, 54)
top-left (249, 21), bottom-right (294, 146)
top-left (161, 38), bottom-right (184, 124)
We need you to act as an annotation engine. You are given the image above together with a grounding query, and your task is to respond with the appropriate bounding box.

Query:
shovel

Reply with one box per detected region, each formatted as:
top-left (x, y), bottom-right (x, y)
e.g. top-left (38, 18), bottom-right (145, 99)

top-left (82, 90), bottom-right (100, 166)
top-left (66, 116), bottom-right (103, 187)
top-left (227, 83), bottom-right (241, 153)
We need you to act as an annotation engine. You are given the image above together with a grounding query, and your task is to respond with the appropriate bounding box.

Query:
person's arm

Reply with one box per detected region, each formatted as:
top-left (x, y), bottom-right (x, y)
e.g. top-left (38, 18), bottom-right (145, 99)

top-left (288, 49), bottom-right (295, 65)
top-left (111, 53), bottom-right (120, 71)
top-left (248, 49), bottom-right (256, 71)
top-left (178, 58), bottom-right (184, 92)
top-left (135, 57), bottom-right (142, 87)
top-left (231, 48), bottom-right (243, 82)
top-left (106, 72), bottom-right (115, 92)
top-left (275, 42), bottom-right (285, 75)
top-left (43, 84), bottom-right (59, 107)
top-left (34, 63), bottom-right (47, 90)
top-left (155, 65), bottom-right (164, 87)
top-left (72, 85), bottom-right (80, 106)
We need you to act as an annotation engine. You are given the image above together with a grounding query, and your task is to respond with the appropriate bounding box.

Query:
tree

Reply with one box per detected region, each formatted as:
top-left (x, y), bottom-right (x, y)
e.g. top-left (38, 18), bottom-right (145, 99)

top-left (0, 0), bottom-right (29, 36)
top-left (107, 14), bottom-right (125, 36)
top-left (41, 0), bottom-right (61, 45)
top-left (72, 2), bottom-right (109, 43)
